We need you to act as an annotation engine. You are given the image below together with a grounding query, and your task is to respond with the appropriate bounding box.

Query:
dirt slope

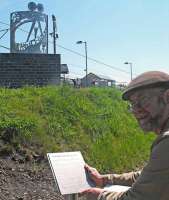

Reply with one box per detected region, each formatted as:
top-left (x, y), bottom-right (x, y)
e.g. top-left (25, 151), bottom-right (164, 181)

top-left (0, 157), bottom-right (64, 200)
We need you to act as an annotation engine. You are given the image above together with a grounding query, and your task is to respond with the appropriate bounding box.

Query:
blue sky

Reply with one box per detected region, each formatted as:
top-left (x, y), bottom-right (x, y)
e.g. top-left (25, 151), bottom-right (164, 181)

top-left (0, 0), bottom-right (169, 82)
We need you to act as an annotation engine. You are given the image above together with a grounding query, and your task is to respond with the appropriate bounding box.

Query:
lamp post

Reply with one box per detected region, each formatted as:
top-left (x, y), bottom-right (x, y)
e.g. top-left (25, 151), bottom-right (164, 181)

top-left (124, 62), bottom-right (133, 81)
top-left (76, 41), bottom-right (88, 87)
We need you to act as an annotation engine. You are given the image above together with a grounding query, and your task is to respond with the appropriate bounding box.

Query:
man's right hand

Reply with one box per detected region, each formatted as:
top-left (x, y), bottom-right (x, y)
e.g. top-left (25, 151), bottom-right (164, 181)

top-left (84, 164), bottom-right (106, 187)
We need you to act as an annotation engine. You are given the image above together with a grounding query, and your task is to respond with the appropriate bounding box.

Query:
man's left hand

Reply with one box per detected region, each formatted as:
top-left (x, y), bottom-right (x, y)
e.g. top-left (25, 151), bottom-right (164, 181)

top-left (80, 188), bottom-right (105, 200)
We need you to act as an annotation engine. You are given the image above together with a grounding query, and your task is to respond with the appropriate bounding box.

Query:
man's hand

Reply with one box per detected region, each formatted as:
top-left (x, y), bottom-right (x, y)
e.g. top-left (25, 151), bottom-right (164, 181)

top-left (85, 164), bottom-right (105, 187)
top-left (81, 188), bottom-right (105, 200)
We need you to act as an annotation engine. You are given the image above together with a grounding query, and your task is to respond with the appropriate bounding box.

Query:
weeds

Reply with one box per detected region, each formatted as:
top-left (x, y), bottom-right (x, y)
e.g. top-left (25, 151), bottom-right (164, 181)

top-left (0, 86), bottom-right (154, 172)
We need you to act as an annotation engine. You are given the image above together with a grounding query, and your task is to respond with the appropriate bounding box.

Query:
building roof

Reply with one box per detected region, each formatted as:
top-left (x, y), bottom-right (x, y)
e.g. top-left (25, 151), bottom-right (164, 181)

top-left (97, 74), bottom-right (115, 81)
top-left (82, 73), bottom-right (115, 81)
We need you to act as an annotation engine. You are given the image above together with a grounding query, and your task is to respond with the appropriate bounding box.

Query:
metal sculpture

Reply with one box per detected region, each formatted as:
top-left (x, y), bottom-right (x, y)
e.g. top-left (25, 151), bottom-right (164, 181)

top-left (10, 2), bottom-right (48, 54)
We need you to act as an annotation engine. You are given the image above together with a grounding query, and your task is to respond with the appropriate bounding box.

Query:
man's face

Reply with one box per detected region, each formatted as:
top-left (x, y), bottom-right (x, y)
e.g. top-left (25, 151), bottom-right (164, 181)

top-left (129, 88), bottom-right (165, 133)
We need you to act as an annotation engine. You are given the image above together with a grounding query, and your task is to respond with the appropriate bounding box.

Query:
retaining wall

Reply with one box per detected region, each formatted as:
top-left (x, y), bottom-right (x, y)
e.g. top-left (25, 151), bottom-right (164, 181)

top-left (0, 53), bottom-right (61, 87)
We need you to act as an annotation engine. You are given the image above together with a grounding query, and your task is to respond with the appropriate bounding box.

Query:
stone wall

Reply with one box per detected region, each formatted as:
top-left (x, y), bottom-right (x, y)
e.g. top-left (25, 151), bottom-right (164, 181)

top-left (0, 53), bottom-right (61, 87)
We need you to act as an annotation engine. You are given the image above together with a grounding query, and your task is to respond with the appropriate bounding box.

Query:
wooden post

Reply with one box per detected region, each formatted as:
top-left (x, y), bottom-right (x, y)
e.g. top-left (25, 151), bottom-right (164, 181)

top-left (64, 194), bottom-right (78, 200)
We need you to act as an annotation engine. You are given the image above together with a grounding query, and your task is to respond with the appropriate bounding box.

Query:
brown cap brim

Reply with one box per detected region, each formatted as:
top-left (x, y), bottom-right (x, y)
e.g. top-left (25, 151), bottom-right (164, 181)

top-left (122, 81), bottom-right (169, 100)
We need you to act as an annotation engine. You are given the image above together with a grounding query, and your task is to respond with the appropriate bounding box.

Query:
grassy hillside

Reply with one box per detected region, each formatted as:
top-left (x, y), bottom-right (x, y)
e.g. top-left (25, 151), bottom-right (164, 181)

top-left (0, 86), bottom-right (154, 173)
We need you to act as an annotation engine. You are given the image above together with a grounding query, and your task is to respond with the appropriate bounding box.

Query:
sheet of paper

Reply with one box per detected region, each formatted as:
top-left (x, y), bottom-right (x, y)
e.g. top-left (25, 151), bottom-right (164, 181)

top-left (47, 151), bottom-right (93, 195)
top-left (104, 185), bottom-right (130, 192)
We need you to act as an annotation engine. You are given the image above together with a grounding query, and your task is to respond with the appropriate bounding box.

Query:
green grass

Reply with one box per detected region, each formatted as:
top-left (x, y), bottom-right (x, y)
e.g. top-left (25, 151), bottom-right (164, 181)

top-left (0, 86), bottom-right (155, 173)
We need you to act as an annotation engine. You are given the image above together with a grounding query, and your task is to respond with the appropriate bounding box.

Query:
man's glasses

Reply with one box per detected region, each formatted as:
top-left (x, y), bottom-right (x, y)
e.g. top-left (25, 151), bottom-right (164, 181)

top-left (128, 95), bottom-right (153, 112)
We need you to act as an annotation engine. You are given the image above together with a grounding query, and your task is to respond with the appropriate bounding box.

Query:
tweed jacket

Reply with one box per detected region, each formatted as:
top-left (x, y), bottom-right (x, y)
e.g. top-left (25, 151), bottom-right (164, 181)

top-left (98, 131), bottom-right (169, 200)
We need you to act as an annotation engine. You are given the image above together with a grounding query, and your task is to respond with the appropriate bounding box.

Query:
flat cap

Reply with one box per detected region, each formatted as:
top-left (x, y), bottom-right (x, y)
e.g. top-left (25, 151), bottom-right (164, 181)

top-left (122, 71), bottom-right (169, 100)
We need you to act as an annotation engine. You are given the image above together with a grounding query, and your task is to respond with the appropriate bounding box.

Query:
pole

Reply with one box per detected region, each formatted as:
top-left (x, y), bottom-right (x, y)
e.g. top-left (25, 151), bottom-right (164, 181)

top-left (76, 41), bottom-right (88, 87)
top-left (84, 41), bottom-right (88, 87)
top-left (46, 15), bottom-right (48, 54)
top-left (130, 63), bottom-right (133, 81)
top-left (124, 62), bottom-right (133, 81)
top-left (52, 15), bottom-right (56, 54)
top-left (10, 13), bottom-right (13, 53)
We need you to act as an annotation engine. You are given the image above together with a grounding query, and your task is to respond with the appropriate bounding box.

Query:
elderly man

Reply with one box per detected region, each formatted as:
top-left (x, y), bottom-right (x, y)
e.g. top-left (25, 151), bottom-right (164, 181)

top-left (83, 71), bottom-right (169, 200)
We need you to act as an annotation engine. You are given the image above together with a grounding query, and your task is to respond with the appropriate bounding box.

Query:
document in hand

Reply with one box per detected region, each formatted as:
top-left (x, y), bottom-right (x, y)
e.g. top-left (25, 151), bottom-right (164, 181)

top-left (104, 185), bottom-right (130, 192)
top-left (47, 151), bottom-right (94, 195)
top-left (47, 151), bottom-right (130, 195)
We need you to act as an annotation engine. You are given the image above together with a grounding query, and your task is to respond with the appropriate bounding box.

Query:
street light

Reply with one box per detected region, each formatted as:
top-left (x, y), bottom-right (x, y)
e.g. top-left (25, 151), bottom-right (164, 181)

top-left (124, 62), bottom-right (133, 81)
top-left (76, 40), bottom-right (88, 87)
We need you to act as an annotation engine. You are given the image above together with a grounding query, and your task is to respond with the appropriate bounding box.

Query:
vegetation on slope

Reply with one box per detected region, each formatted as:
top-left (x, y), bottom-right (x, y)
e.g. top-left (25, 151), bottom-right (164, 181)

top-left (0, 86), bottom-right (154, 173)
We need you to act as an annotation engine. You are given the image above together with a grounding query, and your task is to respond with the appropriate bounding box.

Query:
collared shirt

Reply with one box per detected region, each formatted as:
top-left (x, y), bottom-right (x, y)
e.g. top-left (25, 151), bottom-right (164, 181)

top-left (98, 131), bottom-right (169, 200)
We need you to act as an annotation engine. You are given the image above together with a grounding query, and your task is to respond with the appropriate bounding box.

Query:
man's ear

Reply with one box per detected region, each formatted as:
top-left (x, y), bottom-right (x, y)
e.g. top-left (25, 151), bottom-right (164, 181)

top-left (162, 89), bottom-right (169, 104)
